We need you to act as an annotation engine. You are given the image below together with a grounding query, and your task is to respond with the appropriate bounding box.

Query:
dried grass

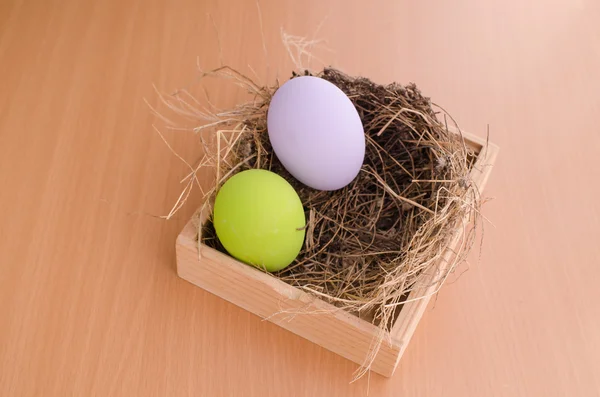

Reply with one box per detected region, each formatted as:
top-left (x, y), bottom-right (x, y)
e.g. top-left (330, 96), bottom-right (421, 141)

top-left (155, 64), bottom-right (482, 379)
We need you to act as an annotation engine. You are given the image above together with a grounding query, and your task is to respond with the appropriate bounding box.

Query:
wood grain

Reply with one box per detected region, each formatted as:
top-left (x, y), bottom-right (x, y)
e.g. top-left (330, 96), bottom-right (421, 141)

top-left (1, 0), bottom-right (599, 396)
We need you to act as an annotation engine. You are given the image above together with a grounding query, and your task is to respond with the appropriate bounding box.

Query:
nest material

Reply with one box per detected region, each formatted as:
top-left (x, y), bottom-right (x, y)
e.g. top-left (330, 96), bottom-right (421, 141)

top-left (157, 65), bottom-right (480, 375)
top-left (199, 67), bottom-right (478, 316)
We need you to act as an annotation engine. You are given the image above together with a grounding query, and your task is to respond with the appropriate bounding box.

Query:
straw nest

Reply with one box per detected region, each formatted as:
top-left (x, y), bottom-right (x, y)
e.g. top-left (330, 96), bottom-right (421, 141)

top-left (156, 65), bottom-right (482, 375)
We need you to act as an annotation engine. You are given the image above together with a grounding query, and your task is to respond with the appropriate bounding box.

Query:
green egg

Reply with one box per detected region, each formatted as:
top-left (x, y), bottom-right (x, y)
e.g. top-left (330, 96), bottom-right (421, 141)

top-left (213, 169), bottom-right (306, 272)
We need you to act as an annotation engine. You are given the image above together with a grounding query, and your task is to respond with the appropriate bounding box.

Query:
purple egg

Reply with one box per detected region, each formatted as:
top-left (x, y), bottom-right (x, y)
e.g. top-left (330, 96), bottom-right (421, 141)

top-left (267, 76), bottom-right (365, 191)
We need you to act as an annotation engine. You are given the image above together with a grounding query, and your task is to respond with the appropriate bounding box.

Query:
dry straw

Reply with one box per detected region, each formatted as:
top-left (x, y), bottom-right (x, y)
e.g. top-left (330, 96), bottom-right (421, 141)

top-left (153, 53), bottom-right (482, 379)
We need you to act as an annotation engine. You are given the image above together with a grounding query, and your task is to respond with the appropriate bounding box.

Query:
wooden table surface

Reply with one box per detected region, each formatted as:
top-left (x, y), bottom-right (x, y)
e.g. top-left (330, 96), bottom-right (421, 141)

top-left (1, 0), bottom-right (600, 395)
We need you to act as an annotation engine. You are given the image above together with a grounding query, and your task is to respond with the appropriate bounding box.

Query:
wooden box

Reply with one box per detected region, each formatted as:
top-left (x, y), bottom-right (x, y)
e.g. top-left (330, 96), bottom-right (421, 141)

top-left (176, 131), bottom-right (499, 377)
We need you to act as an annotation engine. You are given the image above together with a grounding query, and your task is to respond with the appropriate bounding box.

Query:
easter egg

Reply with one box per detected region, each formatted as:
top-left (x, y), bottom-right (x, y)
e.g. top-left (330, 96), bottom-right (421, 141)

top-left (267, 76), bottom-right (365, 191)
top-left (213, 169), bottom-right (306, 272)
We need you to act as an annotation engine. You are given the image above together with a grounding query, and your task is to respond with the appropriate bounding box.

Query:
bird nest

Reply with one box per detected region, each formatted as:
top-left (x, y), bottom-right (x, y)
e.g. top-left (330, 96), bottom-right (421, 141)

top-left (157, 65), bottom-right (481, 339)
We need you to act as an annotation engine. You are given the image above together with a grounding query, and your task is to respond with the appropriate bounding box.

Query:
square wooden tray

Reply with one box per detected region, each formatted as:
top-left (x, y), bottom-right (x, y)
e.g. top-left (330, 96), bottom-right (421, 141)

top-left (176, 130), bottom-right (499, 377)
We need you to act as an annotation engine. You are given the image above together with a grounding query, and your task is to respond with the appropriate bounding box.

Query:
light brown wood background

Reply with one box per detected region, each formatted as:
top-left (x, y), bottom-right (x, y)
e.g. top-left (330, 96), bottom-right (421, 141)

top-left (1, 0), bottom-right (599, 395)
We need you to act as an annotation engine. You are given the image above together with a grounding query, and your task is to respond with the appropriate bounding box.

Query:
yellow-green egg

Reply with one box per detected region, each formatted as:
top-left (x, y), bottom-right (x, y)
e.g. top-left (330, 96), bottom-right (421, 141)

top-left (213, 169), bottom-right (306, 272)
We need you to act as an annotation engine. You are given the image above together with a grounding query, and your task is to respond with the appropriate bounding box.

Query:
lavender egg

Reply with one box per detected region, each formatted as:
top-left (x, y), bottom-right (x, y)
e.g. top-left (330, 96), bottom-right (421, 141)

top-left (267, 76), bottom-right (365, 191)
